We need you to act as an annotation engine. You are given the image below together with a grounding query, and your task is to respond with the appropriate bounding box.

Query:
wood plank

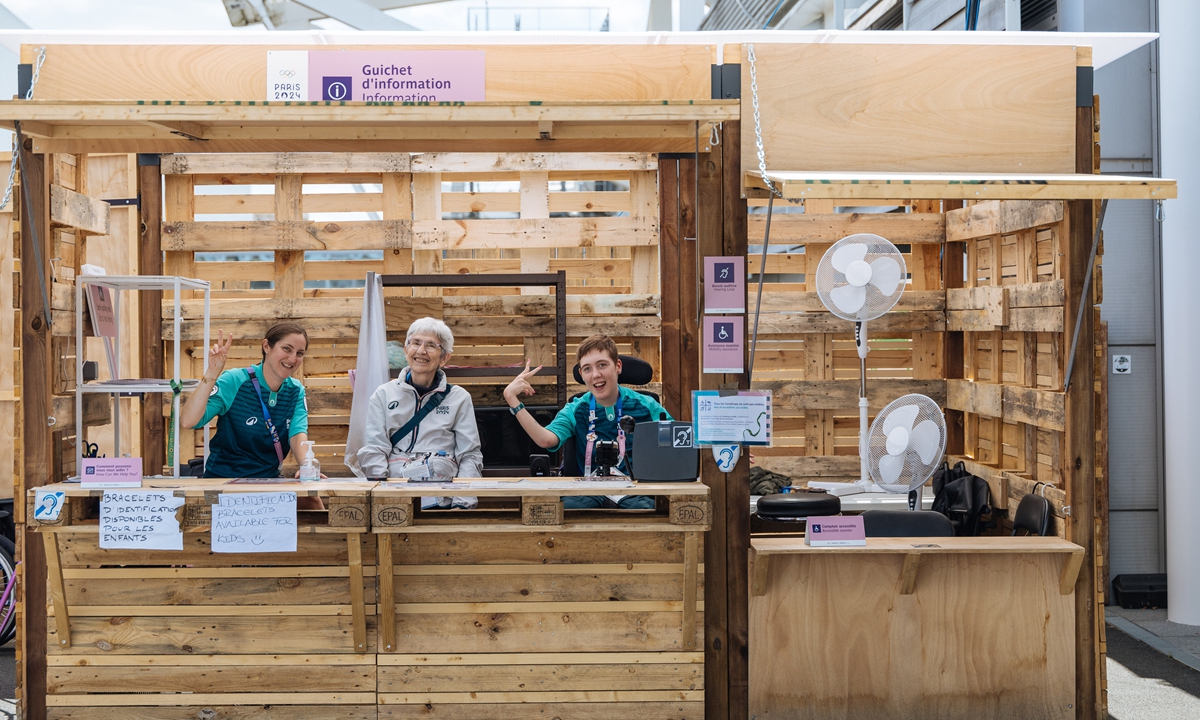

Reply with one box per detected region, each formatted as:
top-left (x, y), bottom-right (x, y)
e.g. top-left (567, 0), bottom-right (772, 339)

top-left (377, 662), bottom-right (700, 692)
top-left (388, 612), bottom-right (702, 653)
top-left (750, 211), bottom-right (945, 245)
top-left (1004, 385), bottom-right (1067, 432)
top-left (390, 531), bottom-right (686, 566)
top-left (378, 702), bottom-right (703, 720)
top-left (947, 307), bottom-right (1064, 333)
top-left (273, 174), bottom-right (304, 299)
top-left (163, 152), bottom-right (412, 175)
top-left (682, 531), bottom-right (699, 651)
top-left (347, 533), bottom-right (367, 652)
top-left (139, 159), bottom-right (166, 474)
top-left (741, 44), bottom-right (1076, 174)
top-left (48, 664), bottom-right (375, 694)
top-left (49, 184), bottom-right (109, 235)
top-left (24, 45), bottom-right (715, 102)
top-left (755, 291), bottom-right (944, 313)
top-left (755, 378), bottom-right (946, 410)
top-left (412, 152), bottom-right (657, 173)
top-left (45, 693), bottom-right (376, 707)
top-left (945, 200), bottom-right (1064, 242)
top-left (752, 311), bottom-right (944, 334)
top-left (379, 690), bottom-right (702, 704)
top-left (945, 379), bottom-right (1003, 418)
top-left (63, 576), bottom-right (370, 605)
top-left (46, 706), bottom-right (377, 720)
top-left (49, 616), bottom-right (377, 655)
top-left (44, 533), bottom-right (71, 648)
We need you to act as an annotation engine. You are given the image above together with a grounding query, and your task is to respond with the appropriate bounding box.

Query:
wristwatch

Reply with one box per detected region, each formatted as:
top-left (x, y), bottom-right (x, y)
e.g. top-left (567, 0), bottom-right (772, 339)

top-left (509, 402), bottom-right (525, 416)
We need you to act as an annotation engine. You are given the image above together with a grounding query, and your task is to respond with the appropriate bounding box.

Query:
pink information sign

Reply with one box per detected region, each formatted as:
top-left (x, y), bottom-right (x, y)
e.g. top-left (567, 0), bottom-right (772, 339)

top-left (704, 256), bottom-right (745, 313)
top-left (703, 316), bottom-right (744, 374)
top-left (267, 50), bottom-right (485, 103)
top-left (86, 285), bottom-right (118, 338)
top-left (81, 457), bottom-right (143, 488)
top-left (805, 515), bottom-right (867, 546)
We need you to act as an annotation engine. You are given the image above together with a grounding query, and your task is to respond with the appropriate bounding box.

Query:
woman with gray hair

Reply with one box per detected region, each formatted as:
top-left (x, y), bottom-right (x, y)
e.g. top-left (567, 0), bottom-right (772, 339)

top-left (356, 317), bottom-right (482, 509)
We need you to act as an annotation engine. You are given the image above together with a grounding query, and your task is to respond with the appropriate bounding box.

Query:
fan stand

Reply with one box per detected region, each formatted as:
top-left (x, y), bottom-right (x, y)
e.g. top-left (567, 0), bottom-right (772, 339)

top-left (856, 321), bottom-right (886, 494)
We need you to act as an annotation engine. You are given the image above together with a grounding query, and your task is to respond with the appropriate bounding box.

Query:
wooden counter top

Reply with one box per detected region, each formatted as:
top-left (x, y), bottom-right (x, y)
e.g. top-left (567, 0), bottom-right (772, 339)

top-left (374, 478), bottom-right (705, 497)
top-left (751, 535), bottom-right (1084, 597)
top-left (752, 535), bottom-right (1082, 555)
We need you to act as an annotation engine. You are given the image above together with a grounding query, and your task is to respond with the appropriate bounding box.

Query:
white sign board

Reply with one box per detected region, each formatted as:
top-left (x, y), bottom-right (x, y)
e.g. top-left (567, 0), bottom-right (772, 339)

top-left (33, 489), bottom-right (65, 521)
top-left (692, 390), bottom-right (773, 446)
top-left (100, 490), bottom-right (185, 551)
top-left (211, 492), bottom-right (297, 553)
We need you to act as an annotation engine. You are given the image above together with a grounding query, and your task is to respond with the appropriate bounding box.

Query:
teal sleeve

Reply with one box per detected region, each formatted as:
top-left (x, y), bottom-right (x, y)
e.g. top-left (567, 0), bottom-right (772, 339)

top-left (637, 390), bottom-right (673, 423)
top-left (196, 369), bottom-right (243, 427)
top-left (290, 383), bottom-right (308, 437)
top-left (545, 395), bottom-right (584, 451)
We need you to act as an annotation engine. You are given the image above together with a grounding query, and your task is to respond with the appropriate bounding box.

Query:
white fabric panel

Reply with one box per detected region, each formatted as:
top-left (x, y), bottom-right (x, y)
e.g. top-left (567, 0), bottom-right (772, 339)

top-left (343, 272), bottom-right (390, 478)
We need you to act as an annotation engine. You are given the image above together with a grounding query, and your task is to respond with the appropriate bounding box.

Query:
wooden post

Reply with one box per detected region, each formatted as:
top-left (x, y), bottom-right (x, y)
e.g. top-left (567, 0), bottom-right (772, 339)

top-left (137, 155), bottom-right (165, 474)
top-left (1068, 100), bottom-right (1099, 720)
top-left (720, 120), bottom-right (750, 720)
top-left (18, 143), bottom-right (50, 720)
top-left (658, 158), bottom-right (682, 417)
top-left (943, 200), bottom-right (966, 457)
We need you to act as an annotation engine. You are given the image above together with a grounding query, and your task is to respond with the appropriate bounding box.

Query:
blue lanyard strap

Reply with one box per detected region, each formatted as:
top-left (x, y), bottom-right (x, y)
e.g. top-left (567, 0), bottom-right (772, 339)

top-left (583, 393), bottom-right (625, 477)
top-left (246, 367), bottom-right (286, 474)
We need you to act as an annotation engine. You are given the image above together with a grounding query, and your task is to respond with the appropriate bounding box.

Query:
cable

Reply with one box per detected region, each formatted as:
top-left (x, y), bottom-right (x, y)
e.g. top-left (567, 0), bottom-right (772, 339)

top-left (763, 0), bottom-right (789, 29)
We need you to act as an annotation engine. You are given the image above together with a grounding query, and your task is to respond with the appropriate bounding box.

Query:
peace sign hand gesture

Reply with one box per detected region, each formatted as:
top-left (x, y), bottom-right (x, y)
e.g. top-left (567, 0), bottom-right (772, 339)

top-left (205, 330), bottom-right (233, 382)
top-left (502, 359), bottom-right (543, 406)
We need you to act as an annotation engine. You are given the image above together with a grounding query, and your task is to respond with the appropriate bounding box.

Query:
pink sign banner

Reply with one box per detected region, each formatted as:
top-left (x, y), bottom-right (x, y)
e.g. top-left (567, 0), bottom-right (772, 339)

top-left (87, 285), bottom-right (118, 338)
top-left (805, 515), bottom-right (867, 546)
top-left (704, 256), bottom-right (745, 313)
top-left (82, 457), bottom-right (143, 488)
top-left (268, 50), bottom-right (485, 103)
top-left (703, 316), bottom-right (744, 374)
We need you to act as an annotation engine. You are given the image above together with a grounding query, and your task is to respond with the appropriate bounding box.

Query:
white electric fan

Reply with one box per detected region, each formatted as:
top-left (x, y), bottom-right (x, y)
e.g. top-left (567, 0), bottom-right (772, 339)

top-left (810, 234), bottom-right (907, 495)
top-left (867, 393), bottom-right (947, 510)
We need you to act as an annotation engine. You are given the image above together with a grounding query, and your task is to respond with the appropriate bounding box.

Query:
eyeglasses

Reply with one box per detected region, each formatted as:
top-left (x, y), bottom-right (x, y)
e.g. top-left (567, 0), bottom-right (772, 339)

top-left (406, 339), bottom-right (444, 353)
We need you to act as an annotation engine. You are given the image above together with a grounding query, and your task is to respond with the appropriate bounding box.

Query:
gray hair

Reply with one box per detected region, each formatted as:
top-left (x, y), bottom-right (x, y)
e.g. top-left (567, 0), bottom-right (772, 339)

top-left (405, 317), bottom-right (454, 354)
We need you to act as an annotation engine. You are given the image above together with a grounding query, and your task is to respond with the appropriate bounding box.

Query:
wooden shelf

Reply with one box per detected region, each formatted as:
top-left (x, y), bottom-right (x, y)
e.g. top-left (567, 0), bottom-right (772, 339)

top-left (748, 170), bottom-right (1177, 200)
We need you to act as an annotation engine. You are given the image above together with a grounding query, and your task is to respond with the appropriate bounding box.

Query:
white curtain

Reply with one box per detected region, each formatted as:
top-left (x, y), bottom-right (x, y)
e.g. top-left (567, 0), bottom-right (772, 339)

top-left (343, 272), bottom-right (390, 477)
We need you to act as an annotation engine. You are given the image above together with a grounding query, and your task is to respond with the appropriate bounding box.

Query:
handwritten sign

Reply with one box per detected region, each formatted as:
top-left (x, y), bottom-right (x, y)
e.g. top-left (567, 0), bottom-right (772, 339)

top-left (267, 50), bottom-right (485, 102)
top-left (704, 256), bottom-right (746, 313)
top-left (211, 492), bottom-right (297, 553)
top-left (81, 457), bottom-right (142, 488)
top-left (100, 490), bottom-right (185, 550)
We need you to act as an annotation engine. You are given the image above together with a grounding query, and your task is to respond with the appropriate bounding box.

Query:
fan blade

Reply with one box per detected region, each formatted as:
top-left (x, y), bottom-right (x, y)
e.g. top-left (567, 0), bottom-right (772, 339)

top-left (869, 257), bottom-right (903, 297)
top-left (882, 404), bottom-right (919, 435)
top-left (830, 283), bottom-right (867, 315)
top-left (878, 454), bottom-right (905, 487)
top-left (831, 243), bottom-right (868, 273)
top-left (909, 419), bottom-right (943, 465)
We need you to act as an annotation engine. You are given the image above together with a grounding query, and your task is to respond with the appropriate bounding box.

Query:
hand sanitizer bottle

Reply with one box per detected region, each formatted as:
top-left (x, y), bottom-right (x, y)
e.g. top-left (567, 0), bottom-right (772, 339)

top-left (299, 441), bottom-right (320, 482)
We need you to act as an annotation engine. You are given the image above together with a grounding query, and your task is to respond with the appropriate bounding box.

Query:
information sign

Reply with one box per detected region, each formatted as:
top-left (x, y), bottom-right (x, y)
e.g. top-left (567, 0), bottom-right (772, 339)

top-left (99, 490), bottom-right (185, 550)
top-left (211, 492), bottom-right (298, 553)
top-left (704, 256), bottom-right (746, 313)
top-left (692, 390), bottom-right (772, 446)
top-left (267, 50), bottom-right (485, 102)
top-left (703, 316), bottom-right (744, 373)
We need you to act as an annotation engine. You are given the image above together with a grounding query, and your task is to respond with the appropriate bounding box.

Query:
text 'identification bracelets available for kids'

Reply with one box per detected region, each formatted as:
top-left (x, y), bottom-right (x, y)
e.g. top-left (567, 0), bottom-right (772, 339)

top-left (247, 367), bottom-right (286, 476)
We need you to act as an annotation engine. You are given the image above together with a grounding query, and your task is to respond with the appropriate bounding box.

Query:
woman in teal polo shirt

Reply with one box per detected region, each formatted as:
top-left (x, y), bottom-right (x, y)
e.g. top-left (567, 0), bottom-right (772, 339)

top-left (180, 323), bottom-right (311, 479)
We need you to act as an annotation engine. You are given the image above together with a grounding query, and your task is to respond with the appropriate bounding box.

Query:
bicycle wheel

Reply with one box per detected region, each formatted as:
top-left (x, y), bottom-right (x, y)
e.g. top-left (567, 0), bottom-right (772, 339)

top-left (0, 544), bottom-right (16, 645)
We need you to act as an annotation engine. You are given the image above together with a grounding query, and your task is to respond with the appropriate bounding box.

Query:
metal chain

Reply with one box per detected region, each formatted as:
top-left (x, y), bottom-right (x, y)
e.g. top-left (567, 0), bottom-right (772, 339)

top-left (0, 45), bottom-right (46, 211)
top-left (747, 44), bottom-right (784, 199)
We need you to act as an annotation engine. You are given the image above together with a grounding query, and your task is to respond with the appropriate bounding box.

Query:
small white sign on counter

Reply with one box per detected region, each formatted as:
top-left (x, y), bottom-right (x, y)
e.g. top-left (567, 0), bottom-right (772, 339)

top-left (100, 490), bottom-right (185, 550)
top-left (212, 492), bottom-right (297, 553)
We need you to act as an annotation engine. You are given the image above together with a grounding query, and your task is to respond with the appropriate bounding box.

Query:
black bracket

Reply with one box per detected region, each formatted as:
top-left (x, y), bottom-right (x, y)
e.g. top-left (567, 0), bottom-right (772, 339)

top-left (711, 64), bottom-right (741, 100)
top-left (136, 154), bottom-right (161, 167)
top-left (16, 63), bottom-right (30, 99)
top-left (1076, 66), bottom-right (1094, 107)
top-left (102, 198), bottom-right (140, 207)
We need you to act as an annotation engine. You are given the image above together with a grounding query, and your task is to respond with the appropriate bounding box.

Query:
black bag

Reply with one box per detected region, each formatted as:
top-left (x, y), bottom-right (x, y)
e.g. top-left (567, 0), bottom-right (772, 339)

top-left (931, 461), bottom-right (993, 537)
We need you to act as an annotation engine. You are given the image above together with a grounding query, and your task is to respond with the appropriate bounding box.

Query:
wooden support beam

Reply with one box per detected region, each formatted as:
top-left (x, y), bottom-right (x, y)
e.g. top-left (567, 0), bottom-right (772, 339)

top-left (378, 534), bottom-right (396, 652)
top-left (658, 158), bottom-right (682, 417)
top-left (682, 531), bottom-right (699, 650)
top-left (347, 533), bottom-right (367, 654)
top-left (19, 144), bottom-right (50, 720)
top-left (750, 211), bottom-right (946, 245)
top-left (138, 156), bottom-right (166, 476)
top-left (43, 532), bottom-right (71, 648)
top-left (1068, 102), bottom-right (1099, 720)
top-left (273, 174), bottom-right (305, 300)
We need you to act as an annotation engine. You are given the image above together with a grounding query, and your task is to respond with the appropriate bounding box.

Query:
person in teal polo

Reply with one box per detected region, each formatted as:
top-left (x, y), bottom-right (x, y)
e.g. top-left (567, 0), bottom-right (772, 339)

top-left (180, 323), bottom-right (311, 479)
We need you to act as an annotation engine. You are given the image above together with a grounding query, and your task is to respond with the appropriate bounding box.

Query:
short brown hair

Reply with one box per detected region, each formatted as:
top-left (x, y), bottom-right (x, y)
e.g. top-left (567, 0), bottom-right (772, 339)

top-left (262, 322), bottom-right (309, 361)
top-left (576, 334), bottom-right (619, 364)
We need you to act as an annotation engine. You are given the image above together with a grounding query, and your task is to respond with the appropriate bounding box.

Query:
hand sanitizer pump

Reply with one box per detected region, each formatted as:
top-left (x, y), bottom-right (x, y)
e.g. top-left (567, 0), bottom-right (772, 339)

top-left (299, 441), bottom-right (320, 481)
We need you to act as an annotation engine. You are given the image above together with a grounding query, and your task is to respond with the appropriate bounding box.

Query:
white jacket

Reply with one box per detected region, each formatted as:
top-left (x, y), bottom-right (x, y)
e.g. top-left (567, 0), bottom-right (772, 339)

top-left (355, 370), bottom-right (484, 480)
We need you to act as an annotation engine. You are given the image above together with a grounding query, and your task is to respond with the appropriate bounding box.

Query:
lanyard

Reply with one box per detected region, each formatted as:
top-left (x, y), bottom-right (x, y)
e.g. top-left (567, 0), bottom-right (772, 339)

top-left (583, 393), bottom-right (625, 477)
top-left (246, 367), bottom-right (285, 476)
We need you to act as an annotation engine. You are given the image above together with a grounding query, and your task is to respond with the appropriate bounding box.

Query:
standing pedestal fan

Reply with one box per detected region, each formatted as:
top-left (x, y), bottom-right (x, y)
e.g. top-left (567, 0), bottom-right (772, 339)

top-left (810, 234), bottom-right (906, 495)
top-left (868, 393), bottom-right (947, 509)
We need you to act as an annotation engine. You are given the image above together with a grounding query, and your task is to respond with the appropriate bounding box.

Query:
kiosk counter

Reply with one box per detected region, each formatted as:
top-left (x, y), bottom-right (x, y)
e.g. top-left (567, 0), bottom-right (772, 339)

top-left (748, 535), bottom-right (1085, 720)
top-left (26, 478), bottom-right (709, 719)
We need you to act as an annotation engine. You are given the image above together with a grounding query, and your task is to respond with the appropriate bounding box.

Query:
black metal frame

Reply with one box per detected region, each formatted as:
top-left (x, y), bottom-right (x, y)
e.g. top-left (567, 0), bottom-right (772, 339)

top-left (379, 271), bottom-right (568, 407)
